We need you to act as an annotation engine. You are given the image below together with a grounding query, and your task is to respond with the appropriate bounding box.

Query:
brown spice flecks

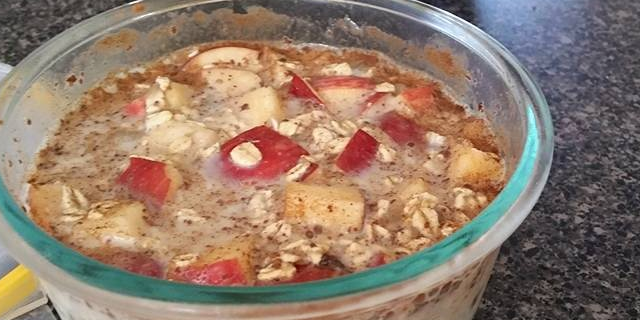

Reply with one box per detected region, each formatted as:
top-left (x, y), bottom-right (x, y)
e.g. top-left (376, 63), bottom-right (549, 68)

top-left (132, 3), bottom-right (145, 13)
top-left (424, 46), bottom-right (467, 78)
top-left (193, 10), bottom-right (208, 25)
top-left (66, 75), bottom-right (77, 85)
top-left (95, 29), bottom-right (139, 51)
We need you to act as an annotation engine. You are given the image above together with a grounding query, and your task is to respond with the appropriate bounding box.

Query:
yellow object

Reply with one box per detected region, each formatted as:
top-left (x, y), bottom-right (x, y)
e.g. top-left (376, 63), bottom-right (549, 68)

top-left (0, 265), bottom-right (37, 316)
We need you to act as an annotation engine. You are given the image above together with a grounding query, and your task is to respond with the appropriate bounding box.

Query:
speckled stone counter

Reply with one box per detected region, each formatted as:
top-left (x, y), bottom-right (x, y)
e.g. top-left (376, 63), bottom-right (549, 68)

top-left (1, 0), bottom-right (638, 319)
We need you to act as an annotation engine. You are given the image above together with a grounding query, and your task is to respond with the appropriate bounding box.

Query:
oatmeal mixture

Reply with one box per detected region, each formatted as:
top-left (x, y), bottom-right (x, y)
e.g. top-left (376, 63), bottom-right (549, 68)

top-left (27, 42), bottom-right (504, 285)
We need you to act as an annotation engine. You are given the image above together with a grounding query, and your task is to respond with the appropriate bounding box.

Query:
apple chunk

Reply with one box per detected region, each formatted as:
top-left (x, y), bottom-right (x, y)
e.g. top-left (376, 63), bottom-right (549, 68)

top-left (232, 87), bottom-right (285, 129)
top-left (183, 46), bottom-right (261, 72)
top-left (87, 248), bottom-right (163, 278)
top-left (164, 81), bottom-right (194, 110)
top-left (167, 240), bottom-right (255, 286)
top-left (360, 92), bottom-right (387, 113)
top-left (336, 129), bottom-right (379, 174)
top-left (379, 111), bottom-right (423, 145)
top-left (117, 157), bottom-right (183, 207)
top-left (123, 97), bottom-right (146, 117)
top-left (312, 76), bottom-right (376, 119)
top-left (216, 126), bottom-right (309, 180)
top-left (202, 68), bottom-right (262, 99)
top-left (284, 182), bottom-right (365, 233)
top-left (283, 265), bottom-right (339, 284)
top-left (146, 119), bottom-right (220, 156)
top-left (288, 73), bottom-right (323, 105)
top-left (368, 252), bottom-right (388, 268)
top-left (28, 183), bottom-right (65, 233)
top-left (79, 201), bottom-right (150, 250)
top-left (448, 141), bottom-right (503, 189)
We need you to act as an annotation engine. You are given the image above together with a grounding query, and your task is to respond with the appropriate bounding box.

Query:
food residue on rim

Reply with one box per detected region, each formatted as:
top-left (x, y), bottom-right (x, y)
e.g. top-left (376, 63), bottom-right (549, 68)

top-left (132, 3), bottom-right (145, 13)
top-left (94, 28), bottom-right (140, 51)
top-left (424, 47), bottom-right (467, 78)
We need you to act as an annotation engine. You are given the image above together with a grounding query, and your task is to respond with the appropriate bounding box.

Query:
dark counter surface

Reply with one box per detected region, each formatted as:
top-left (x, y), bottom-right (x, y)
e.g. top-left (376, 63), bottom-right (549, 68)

top-left (1, 0), bottom-right (638, 319)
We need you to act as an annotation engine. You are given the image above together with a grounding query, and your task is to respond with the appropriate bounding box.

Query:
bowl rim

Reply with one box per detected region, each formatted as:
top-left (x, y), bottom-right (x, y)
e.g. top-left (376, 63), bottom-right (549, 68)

top-left (0, 0), bottom-right (553, 305)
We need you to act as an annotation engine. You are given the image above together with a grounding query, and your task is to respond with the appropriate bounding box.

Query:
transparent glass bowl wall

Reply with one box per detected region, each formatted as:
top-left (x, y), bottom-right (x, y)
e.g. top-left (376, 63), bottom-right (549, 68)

top-left (0, 0), bottom-right (553, 319)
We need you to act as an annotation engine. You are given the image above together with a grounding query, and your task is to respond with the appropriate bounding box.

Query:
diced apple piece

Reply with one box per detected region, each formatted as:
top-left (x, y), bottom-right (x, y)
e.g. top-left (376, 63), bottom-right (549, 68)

top-left (284, 265), bottom-right (339, 284)
top-left (397, 178), bottom-right (429, 201)
top-left (123, 97), bottom-right (146, 117)
top-left (174, 259), bottom-right (248, 286)
top-left (368, 252), bottom-right (388, 268)
top-left (360, 93), bottom-right (403, 120)
top-left (336, 129), bottom-right (379, 174)
top-left (146, 120), bottom-right (219, 155)
top-left (216, 126), bottom-right (309, 180)
top-left (360, 92), bottom-right (387, 113)
top-left (183, 47), bottom-right (262, 72)
top-left (28, 183), bottom-right (63, 217)
top-left (165, 82), bottom-right (194, 110)
top-left (28, 183), bottom-right (64, 232)
top-left (114, 252), bottom-right (163, 278)
top-left (146, 120), bottom-right (198, 150)
top-left (80, 201), bottom-right (149, 250)
top-left (400, 85), bottom-right (436, 111)
top-left (87, 248), bottom-right (163, 278)
top-left (312, 76), bottom-right (376, 119)
top-left (448, 142), bottom-right (503, 188)
top-left (202, 68), bottom-right (262, 99)
top-left (117, 157), bottom-right (183, 207)
top-left (284, 182), bottom-right (365, 233)
top-left (379, 111), bottom-right (424, 145)
top-left (167, 240), bottom-right (255, 285)
top-left (232, 87), bottom-right (285, 129)
top-left (288, 73), bottom-right (323, 105)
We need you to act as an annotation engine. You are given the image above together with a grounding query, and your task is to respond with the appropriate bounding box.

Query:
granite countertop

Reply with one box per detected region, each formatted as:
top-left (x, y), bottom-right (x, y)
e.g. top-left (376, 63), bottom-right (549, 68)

top-left (1, 0), bottom-right (638, 319)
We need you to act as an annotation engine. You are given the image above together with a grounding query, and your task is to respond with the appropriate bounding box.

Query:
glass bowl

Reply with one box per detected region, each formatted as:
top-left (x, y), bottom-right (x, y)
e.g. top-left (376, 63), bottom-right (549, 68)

top-left (0, 0), bottom-right (553, 319)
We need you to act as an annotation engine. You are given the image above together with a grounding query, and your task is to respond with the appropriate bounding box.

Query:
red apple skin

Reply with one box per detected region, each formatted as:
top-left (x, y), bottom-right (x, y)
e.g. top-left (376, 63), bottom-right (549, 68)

top-left (123, 98), bottom-right (146, 117)
top-left (360, 92), bottom-right (388, 113)
top-left (310, 76), bottom-right (380, 119)
top-left (289, 73), bottom-right (323, 105)
top-left (117, 157), bottom-right (172, 207)
top-left (170, 259), bottom-right (248, 286)
top-left (368, 252), bottom-right (387, 268)
top-left (88, 249), bottom-right (163, 279)
top-left (286, 265), bottom-right (339, 284)
top-left (299, 163), bottom-right (319, 182)
top-left (379, 111), bottom-right (424, 145)
top-left (217, 126), bottom-right (310, 181)
top-left (401, 85), bottom-right (436, 111)
top-left (116, 252), bottom-right (163, 278)
top-left (336, 129), bottom-right (379, 174)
